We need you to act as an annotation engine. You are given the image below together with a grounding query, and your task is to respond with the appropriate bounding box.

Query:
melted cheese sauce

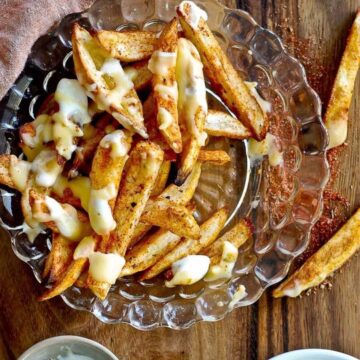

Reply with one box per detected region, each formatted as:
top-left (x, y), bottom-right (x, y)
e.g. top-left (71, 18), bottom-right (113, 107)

top-left (88, 183), bottom-right (117, 235)
top-left (228, 285), bottom-right (247, 309)
top-left (22, 79), bottom-right (90, 160)
top-left (53, 175), bottom-right (91, 211)
top-left (55, 78), bottom-right (91, 126)
top-left (88, 252), bottom-right (125, 284)
top-left (43, 196), bottom-right (84, 241)
top-left (178, 1), bottom-right (208, 29)
top-left (9, 157), bottom-right (31, 192)
top-left (165, 255), bottom-right (210, 287)
top-left (327, 120), bottom-right (348, 149)
top-left (31, 149), bottom-right (63, 187)
top-left (177, 38), bottom-right (208, 146)
top-left (20, 221), bottom-right (44, 243)
top-left (157, 107), bottom-right (174, 130)
top-left (73, 235), bottom-right (97, 260)
top-left (21, 114), bottom-right (52, 148)
top-left (52, 79), bottom-right (90, 159)
top-left (205, 241), bottom-right (238, 281)
top-left (248, 133), bottom-right (283, 167)
top-left (99, 130), bottom-right (132, 159)
top-left (148, 51), bottom-right (177, 77)
top-left (97, 58), bottom-right (134, 111)
top-left (244, 81), bottom-right (272, 114)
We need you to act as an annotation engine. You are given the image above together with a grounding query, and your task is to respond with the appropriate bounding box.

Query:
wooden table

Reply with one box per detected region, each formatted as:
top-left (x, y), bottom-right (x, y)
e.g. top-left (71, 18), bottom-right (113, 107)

top-left (0, 1), bottom-right (359, 359)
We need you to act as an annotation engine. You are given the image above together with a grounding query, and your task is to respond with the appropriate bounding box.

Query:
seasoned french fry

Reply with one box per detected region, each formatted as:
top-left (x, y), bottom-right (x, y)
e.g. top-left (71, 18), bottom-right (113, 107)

top-left (72, 23), bottom-right (148, 138)
top-left (38, 258), bottom-right (87, 301)
top-left (140, 198), bottom-right (200, 239)
top-left (149, 18), bottom-right (182, 154)
top-left (205, 110), bottom-right (251, 139)
top-left (273, 208), bottom-right (360, 298)
top-left (325, 11), bottom-right (360, 149)
top-left (198, 150), bottom-right (231, 165)
top-left (175, 37), bottom-right (208, 184)
top-left (140, 207), bottom-right (228, 280)
top-left (124, 60), bottom-right (152, 92)
top-left (96, 30), bottom-right (157, 62)
top-left (177, 2), bottom-right (268, 140)
top-left (129, 162), bottom-right (202, 246)
top-left (0, 154), bottom-right (18, 190)
top-left (110, 141), bottom-right (164, 256)
top-left (88, 129), bottom-right (132, 236)
top-left (45, 234), bottom-right (77, 283)
top-left (151, 160), bottom-right (171, 197)
top-left (201, 219), bottom-right (251, 265)
top-left (122, 229), bottom-right (181, 276)
top-left (29, 190), bottom-right (91, 241)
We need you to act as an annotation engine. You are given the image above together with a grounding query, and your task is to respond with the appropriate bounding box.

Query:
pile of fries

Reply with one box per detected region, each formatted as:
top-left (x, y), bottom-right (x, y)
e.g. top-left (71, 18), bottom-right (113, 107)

top-left (0, 1), bottom-right (267, 301)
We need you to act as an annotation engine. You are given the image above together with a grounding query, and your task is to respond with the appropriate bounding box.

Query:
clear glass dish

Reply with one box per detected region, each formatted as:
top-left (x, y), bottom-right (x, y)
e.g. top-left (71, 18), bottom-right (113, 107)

top-left (0, 0), bottom-right (329, 329)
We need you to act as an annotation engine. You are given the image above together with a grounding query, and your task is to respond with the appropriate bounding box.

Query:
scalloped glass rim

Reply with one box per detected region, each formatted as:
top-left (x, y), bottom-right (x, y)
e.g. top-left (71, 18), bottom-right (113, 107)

top-left (0, 0), bottom-right (329, 329)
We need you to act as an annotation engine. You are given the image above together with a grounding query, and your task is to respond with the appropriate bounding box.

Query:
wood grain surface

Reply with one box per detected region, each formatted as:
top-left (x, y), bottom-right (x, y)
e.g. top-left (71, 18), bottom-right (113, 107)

top-left (0, 1), bottom-right (359, 359)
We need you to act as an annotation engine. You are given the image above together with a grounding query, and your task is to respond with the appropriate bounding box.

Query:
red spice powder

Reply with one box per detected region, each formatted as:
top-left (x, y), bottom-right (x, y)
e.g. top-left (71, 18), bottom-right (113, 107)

top-left (295, 190), bottom-right (349, 268)
top-left (272, 29), bottom-right (350, 269)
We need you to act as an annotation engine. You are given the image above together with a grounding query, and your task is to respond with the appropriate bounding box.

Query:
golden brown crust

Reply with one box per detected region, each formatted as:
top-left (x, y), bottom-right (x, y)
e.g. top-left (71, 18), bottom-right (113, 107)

top-left (273, 208), bottom-right (360, 298)
top-left (110, 141), bottom-right (164, 256)
top-left (38, 258), bottom-right (87, 301)
top-left (140, 198), bottom-right (200, 239)
top-left (96, 30), bottom-right (157, 62)
top-left (201, 219), bottom-right (252, 264)
top-left (152, 18), bottom-right (182, 153)
top-left (140, 208), bottom-right (228, 280)
top-left (198, 150), bottom-right (231, 165)
top-left (177, 5), bottom-right (268, 140)
top-left (324, 11), bottom-right (360, 149)
top-left (0, 154), bottom-right (15, 189)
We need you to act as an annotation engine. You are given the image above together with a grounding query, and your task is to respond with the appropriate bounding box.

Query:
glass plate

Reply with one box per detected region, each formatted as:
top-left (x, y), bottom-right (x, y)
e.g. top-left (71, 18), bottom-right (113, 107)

top-left (0, 0), bottom-right (329, 329)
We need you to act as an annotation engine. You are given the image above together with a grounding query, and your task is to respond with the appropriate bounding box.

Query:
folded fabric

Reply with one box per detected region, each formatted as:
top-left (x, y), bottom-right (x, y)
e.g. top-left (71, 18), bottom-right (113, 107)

top-left (0, 0), bottom-right (93, 100)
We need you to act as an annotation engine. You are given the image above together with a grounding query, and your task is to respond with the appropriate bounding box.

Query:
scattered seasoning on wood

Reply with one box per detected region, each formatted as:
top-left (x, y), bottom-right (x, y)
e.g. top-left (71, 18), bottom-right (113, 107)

top-left (294, 190), bottom-right (350, 269)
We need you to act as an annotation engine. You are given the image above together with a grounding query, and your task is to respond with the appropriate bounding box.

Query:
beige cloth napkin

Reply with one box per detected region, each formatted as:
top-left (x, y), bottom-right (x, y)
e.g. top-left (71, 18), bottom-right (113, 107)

top-left (0, 0), bottom-right (94, 100)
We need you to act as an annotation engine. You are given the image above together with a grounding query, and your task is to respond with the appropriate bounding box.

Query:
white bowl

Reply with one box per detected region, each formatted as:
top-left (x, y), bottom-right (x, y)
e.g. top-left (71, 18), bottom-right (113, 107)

top-left (18, 336), bottom-right (118, 360)
top-left (270, 349), bottom-right (358, 360)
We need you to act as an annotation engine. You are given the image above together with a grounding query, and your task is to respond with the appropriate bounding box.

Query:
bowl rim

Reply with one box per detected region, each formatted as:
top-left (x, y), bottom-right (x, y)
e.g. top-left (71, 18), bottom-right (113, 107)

top-left (270, 349), bottom-right (358, 360)
top-left (17, 335), bottom-right (119, 360)
top-left (0, 0), bottom-right (329, 329)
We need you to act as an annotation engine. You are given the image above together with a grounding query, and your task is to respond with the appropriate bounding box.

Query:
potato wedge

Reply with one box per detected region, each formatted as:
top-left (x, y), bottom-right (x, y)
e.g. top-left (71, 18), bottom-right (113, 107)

top-left (273, 208), bottom-right (360, 298)
top-left (198, 150), bottom-right (231, 165)
top-left (45, 234), bottom-right (77, 283)
top-left (96, 30), bottom-right (157, 62)
top-left (38, 258), bottom-right (87, 301)
top-left (0, 154), bottom-right (18, 190)
top-left (129, 162), bottom-right (202, 245)
top-left (122, 229), bottom-right (181, 276)
top-left (124, 60), bottom-right (152, 92)
top-left (177, 2), bottom-right (268, 140)
top-left (72, 23), bottom-right (148, 138)
top-left (110, 141), bottom-right (164, 256)
top-left (140, 207), bottom-right (228, 280)
top-left (149, 18), bottom-right (182, 153)
top-left (140, 198), bottom-right (200, 239)
top-left (88, 129), bottom-right (132, 236)
top-left (201, 219), bottom-right (252, 265)
top-left (325, 11), bottom-right (360, 149)
top-left (151, 160), bottom-right (171, 197)
top-left (29, 190), bottom-right (91, 241)
top-left (205, 110), bottom-right (251, 139)
top-left (175, 38), bottom-right (208, 184)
